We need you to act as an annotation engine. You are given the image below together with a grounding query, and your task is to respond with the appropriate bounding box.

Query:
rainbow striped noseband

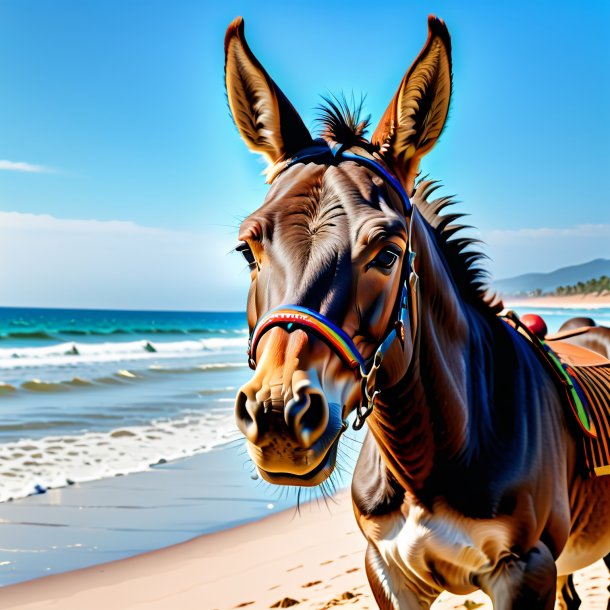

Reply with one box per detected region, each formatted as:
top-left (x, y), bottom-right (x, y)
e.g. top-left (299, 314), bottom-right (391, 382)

top-left (248, 305), bottom-right (366, 374)
top-left (246, 144), bottom-right (415, 430)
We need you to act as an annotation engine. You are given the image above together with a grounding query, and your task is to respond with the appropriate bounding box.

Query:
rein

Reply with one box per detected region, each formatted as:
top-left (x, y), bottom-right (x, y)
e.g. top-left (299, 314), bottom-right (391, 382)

top-left (247, 143), bottom-right (416, 430)
top-left (501, 310), bottom-right (597, 438)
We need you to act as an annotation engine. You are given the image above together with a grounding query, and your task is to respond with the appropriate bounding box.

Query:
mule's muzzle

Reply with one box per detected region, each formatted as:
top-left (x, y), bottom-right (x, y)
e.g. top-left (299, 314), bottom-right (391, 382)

top-left (234, 368), bottom-right (345, 486)
top-left (235, 370), bottom-right (329, 449)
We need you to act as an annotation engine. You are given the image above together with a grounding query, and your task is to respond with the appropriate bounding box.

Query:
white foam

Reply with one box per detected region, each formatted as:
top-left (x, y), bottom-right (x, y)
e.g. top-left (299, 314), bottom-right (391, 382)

top-left (0, 337), bottom-right (247, 369)
top-left (0, 410), bottom-right (241, 502)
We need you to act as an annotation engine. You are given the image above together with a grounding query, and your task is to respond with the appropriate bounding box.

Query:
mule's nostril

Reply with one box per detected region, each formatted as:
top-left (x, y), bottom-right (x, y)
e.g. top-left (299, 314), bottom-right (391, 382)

top-left (235, 390), bottom-right (261, 442)
top-left (300, 393), bottom-right (325, 437)
top-left (286, 389), bottom-right (329, 449)
top-left (235, 391), bottom-right (252, 425)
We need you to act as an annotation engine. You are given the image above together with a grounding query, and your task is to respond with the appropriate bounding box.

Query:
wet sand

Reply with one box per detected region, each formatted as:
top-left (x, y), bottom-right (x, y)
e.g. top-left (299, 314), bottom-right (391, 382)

top-left (0, 444), bottom-right (299, 586)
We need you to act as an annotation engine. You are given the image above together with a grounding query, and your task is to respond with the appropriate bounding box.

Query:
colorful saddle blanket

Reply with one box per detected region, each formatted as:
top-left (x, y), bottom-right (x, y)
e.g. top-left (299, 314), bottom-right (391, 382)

top-left (546, 340), bottom-right (610, 477)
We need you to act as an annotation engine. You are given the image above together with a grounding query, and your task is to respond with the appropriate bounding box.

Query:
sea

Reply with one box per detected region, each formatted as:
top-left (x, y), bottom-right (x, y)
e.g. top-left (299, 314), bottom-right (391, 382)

top-left (1, 305), bottom-right (609, 504)
top-left (0, 307), bottom-right (251, 503)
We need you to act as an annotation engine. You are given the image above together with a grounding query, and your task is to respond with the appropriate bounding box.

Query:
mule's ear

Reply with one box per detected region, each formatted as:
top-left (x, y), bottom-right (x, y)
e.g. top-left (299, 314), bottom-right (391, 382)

top-left (372, 16), bottom-right (452, 195)
top-left (224, 17), bottom-right (313, 171)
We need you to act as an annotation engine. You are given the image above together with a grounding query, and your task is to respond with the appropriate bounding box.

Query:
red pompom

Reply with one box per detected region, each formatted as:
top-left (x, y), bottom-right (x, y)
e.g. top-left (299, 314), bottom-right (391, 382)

top-left (521, 314), bottom-right (548, 339)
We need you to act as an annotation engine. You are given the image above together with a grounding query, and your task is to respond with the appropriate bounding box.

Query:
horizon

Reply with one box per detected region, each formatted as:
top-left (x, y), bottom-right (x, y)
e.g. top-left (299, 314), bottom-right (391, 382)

top-left (0, 257), bottom-right (610, 315)
top-left (1, 1), bottom-right (608, 310)
top-left (2, 256), bottom-right (610, 312)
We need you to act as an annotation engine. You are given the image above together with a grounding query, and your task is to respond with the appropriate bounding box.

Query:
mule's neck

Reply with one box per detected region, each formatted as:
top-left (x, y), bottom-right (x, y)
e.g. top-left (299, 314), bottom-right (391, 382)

top-left (365, 210), bottom-right (467, 492)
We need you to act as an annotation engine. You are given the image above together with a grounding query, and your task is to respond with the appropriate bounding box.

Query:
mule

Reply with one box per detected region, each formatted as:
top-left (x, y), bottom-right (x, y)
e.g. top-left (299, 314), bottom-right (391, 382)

top-left (559, 318), bottom-right (610, 359)
top-left (225, 16), bottom-right (610, 609)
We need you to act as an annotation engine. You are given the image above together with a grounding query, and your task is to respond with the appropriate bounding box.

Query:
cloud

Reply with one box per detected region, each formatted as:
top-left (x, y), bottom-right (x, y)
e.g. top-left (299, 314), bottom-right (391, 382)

top-left (4, 211), bottom-right (606, 309)
top-left (0, 211), bottom-right (160, 234)
top-left (0, 211), bottom-right (247, 310)
top-left (0, 160), bottom-right (53, 173)
top-left (481, 224), bottom-right (610, 279)
top-left (485, 224), bottom-right (610, 244)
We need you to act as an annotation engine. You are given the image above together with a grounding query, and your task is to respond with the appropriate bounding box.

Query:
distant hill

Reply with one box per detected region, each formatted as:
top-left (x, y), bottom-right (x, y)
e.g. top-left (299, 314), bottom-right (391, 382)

top-left (494, 258), bottom-right (610, 296)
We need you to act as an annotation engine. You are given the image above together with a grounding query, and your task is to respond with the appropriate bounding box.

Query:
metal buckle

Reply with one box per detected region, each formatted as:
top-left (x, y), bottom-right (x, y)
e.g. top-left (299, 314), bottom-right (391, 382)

top-left (353, 348), bottom-right (383, 430)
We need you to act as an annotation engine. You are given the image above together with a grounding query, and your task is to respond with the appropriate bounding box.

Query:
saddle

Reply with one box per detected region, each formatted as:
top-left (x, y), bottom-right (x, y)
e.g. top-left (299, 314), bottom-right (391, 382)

top-left (503, 312), bottom-right (610, 478)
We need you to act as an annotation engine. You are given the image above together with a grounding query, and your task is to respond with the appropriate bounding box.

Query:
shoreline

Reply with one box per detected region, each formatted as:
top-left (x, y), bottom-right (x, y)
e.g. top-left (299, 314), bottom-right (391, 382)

top-left (0, 443), bottom-right (302, 587)
top-left (1, 489), bottom-right (607, 609)
top-left (504, 294), bottom-right (610, 309)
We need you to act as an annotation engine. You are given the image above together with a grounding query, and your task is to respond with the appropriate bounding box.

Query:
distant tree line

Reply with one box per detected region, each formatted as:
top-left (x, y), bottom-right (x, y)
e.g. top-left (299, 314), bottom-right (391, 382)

top-left (552, 275), bottom-right (610, 296)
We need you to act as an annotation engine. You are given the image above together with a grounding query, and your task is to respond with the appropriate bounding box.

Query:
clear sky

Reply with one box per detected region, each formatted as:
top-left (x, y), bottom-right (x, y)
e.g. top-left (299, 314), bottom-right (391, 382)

top-left (0, 0), bottom-right (608, 310)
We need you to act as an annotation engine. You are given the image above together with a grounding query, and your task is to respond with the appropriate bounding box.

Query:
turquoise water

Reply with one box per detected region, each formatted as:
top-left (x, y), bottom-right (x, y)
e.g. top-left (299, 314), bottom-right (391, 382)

top-left (510, 306), bottom-right (610, 333)
top-left (0, 308), bottom-right (251, 502)
top-left (0, 307), bottom-right (247, 343)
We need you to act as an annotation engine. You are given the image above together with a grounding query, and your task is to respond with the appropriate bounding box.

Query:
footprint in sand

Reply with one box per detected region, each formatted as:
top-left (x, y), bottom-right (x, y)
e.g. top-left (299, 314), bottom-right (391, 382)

top-left (321, 591), bottom-right (359, 608)
top-left (301, 580), bottom-right (322, 588)
top-left (346, 567), bottom-right (360, 573)
top-left (286, 564), bottom-right (303, 572)
top-left (270, 598), bottom-right (301, 608)
top-left (234, 603), bottom-right (255, 608)
top-left (320, 559), bottom-right (333, 565)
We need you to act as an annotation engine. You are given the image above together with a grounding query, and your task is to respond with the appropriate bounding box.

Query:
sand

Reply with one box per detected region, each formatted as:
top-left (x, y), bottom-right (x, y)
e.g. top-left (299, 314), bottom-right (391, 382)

top-left (1, 490), bottom-right (607, 610)
top-left (504, 294), bottom-right (610, 309)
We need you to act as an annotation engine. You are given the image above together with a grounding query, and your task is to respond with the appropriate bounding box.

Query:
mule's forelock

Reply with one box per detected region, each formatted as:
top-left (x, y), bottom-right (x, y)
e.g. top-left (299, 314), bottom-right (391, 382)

top-left (315, 94), bottom-right (374, 150)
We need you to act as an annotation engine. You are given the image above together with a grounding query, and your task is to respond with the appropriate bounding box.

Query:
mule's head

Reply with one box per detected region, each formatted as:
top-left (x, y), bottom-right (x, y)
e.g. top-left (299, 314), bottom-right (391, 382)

top-left (226, 16), bottom-right (452, 486)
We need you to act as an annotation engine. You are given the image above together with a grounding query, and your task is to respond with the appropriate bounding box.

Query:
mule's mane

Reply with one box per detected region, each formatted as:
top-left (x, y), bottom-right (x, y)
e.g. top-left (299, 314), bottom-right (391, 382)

top-left (412, 179), bottom-right (503, 314)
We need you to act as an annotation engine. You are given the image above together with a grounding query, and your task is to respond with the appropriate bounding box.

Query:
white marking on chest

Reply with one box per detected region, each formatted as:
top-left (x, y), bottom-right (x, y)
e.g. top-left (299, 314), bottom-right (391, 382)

top-left (361, 500), bottom-right (516, 593)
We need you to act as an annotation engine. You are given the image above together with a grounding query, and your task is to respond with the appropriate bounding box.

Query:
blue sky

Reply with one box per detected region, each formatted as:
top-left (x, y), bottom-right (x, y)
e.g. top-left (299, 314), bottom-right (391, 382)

top-left (0, 0), bottom-right (608, 309)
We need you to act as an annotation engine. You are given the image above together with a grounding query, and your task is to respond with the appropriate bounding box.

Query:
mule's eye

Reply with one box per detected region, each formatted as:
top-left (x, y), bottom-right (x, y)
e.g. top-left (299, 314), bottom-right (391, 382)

top-left (236, 242), bottom-right (256, 269)
top-left (369, 247), bottom-right (400, 270)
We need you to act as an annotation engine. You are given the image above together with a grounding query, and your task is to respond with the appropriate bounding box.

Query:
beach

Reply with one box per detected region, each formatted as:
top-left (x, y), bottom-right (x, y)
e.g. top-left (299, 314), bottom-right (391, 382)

top-left (1, 487), bottom-right (608, 610)
top-left (504, 294), bottom-right (610, 309)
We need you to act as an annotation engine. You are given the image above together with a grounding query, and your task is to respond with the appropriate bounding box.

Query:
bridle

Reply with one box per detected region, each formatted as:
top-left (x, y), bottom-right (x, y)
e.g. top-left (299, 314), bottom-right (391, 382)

top-left (246, 141), bottom-right (418, 430)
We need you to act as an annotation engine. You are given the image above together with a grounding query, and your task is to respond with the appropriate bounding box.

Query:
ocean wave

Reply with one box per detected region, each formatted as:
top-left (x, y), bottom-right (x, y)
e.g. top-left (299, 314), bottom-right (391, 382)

top-left (0, 337), bottom-right (248, 369)
top-left (147, 362), bottom-right (247, 374)
top-left (0, 411), bottom-right (240, 502)
top-left (0, 327), bottom-right (248, 340)
top-left (21, 380), bottom-right (73, 392)
top-left (0, 362), bottom-right (247, 397)
top-left (0, 331), bottom-right (57, 340)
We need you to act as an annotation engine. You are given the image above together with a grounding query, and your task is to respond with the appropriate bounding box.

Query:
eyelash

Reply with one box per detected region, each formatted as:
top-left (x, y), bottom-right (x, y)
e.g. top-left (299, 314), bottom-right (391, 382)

top-left (236, 243), bottom-right (257, 270)
top-left (368, 247), bottom-right (401, 270)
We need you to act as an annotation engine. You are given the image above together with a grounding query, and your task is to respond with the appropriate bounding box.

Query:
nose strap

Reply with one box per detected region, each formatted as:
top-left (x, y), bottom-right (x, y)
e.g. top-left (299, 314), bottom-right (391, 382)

top-left (248, 305), bottom-right (366, 375)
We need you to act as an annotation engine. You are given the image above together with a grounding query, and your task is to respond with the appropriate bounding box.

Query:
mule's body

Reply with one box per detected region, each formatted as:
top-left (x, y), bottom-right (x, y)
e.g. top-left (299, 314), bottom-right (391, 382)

top-left (224, 16), bottom-right (610, 608)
